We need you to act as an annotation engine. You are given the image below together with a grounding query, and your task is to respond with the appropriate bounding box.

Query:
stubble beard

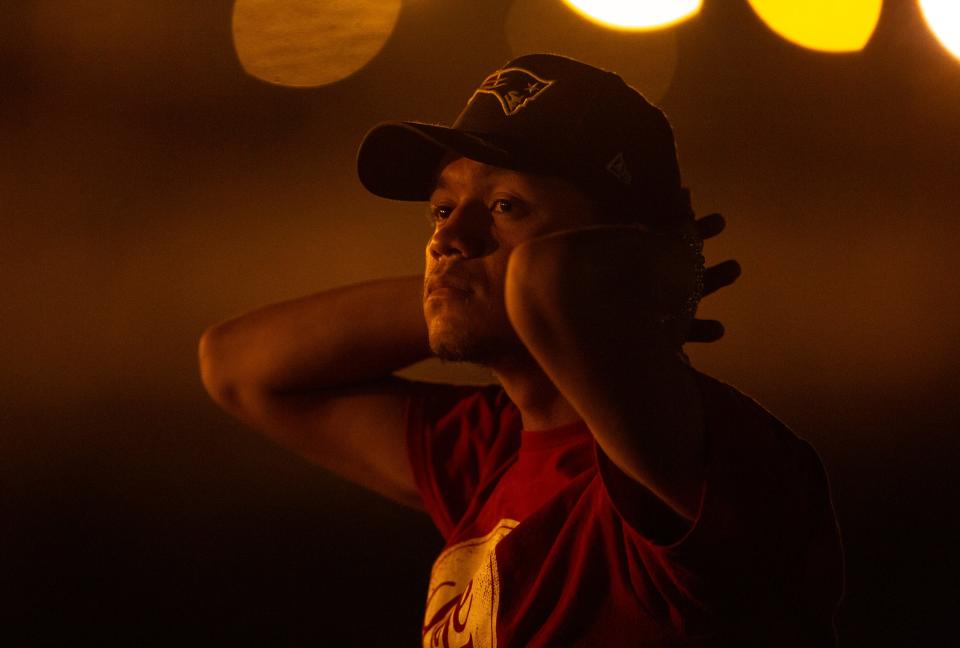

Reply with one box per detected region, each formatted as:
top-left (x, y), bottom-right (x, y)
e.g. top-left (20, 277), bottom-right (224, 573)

top-left (431, 338), bottom-right (491, 364)
top-left (423, 268), bottom-right (527, 366)
top-left (425, 301), bottom-right (525, 366)
top-left (427, 317), bottom-right (502, 365)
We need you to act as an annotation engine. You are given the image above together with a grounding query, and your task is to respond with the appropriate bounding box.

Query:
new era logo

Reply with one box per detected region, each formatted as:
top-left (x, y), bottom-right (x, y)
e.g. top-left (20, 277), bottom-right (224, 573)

top-left (606, 152), bottom-right (632, 184)
top-left (473, 67), bottom-right (554, 116)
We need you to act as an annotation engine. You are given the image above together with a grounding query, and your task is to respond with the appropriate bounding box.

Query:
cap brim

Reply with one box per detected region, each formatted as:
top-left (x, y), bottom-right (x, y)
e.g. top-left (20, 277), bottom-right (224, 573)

top-left (356, 122), bottom-right (513, 201)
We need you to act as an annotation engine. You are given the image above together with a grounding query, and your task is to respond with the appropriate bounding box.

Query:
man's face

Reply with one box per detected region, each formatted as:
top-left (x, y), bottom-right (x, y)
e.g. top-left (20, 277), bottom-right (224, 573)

top-left (423, 156), bottom-right (600, 364)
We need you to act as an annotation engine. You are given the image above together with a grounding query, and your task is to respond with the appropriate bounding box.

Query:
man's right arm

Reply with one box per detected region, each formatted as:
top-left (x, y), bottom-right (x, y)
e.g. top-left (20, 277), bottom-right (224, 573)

top-left (197, 275), bottom-right (430, 509)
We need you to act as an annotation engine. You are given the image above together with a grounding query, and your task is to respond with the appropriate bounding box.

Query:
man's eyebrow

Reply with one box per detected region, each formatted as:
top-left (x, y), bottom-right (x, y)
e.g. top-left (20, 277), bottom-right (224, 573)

top-left (430, 174), bottom-right (450, 194)
top-left (430, 163), bottom-right (525, 199)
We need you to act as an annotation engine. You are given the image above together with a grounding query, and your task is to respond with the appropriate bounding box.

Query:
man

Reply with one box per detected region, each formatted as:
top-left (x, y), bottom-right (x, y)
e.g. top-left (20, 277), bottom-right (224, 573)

top-left (199, 54), bottom-right (843, 646)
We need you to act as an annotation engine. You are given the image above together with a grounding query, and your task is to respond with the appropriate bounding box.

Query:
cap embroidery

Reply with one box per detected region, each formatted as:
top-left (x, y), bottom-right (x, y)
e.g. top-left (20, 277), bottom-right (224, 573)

top-left (606, 152), bottom-right (632, 184)
top-left (472, 67), bottom-right (554, 116)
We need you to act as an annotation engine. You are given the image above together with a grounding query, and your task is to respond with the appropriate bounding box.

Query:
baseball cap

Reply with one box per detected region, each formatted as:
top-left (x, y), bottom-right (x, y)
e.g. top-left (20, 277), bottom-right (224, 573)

top-left (356, 53), bottom-right (691, 229)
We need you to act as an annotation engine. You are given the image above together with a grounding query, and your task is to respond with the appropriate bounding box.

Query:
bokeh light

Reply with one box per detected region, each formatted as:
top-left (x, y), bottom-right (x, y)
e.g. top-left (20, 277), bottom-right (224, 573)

top-left (561, 0), bottom-right (701, 31)
top-left (232, 0), bottom-right (401, 87)
top-left (919, 0), bottom-right (960, 61)
top-left (507, 0), bottom-right (678, 103)
top-left (747, 0), bottom-right (882, 52)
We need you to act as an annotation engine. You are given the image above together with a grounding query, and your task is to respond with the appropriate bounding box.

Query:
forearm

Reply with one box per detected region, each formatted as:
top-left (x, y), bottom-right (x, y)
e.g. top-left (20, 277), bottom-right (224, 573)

top-left (198, 275), bottom-right (429, 408)
top-left (506, 227), bottom-right (705, 519)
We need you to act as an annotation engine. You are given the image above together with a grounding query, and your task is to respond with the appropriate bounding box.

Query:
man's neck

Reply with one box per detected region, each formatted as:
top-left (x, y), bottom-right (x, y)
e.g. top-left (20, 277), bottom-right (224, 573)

top-left (492, 354), bottom-right (580, 431)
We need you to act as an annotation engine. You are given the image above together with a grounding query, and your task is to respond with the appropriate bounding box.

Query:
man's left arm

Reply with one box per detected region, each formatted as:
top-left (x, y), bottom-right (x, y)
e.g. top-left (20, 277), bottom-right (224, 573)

top-left (504, 225), bottom-right (707, 521)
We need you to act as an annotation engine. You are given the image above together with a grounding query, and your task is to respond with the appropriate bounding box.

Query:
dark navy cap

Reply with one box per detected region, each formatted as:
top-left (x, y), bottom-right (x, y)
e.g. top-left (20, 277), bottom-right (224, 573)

top-left (357, 53), bottom-right (688, 228)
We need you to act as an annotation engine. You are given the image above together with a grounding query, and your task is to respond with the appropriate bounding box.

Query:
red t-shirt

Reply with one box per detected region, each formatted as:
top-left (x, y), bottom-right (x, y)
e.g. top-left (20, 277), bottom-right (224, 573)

top-left (406, 370), bottom-right (844, 647)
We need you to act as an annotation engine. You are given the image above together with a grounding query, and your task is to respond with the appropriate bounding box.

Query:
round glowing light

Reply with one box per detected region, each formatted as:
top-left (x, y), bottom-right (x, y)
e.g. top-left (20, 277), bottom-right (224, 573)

top-left (561, 0), bottom-right (701, 31)
top-left (919, 0), bottom-right (960, 61)
top-left (747, 0), bottom-right (882, 52)
top-left (232, 0), bottom-right (401, 87)
top-left (507, 0), bottom-right (679, 103)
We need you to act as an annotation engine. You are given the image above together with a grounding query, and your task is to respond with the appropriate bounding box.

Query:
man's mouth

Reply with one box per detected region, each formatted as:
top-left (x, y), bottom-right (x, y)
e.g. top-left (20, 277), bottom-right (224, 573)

top-left (426, 274), bottom-right (473, 299)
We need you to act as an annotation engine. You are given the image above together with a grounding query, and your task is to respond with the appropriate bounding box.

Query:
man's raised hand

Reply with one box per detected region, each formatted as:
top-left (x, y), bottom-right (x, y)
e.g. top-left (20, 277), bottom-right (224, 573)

top-left (686, 213), bottom-right (741, 344)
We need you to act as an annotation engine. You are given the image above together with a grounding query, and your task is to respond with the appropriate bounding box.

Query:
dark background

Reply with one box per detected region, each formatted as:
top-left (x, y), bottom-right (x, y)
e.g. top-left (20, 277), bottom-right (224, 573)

top-left (2, 1), bottom-right (958, 645)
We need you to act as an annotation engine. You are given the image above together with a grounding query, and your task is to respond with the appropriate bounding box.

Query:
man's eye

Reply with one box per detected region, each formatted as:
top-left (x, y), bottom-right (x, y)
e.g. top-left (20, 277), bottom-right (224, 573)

top-left (491, 199), bottom-right (513, 214)
top-left (430, 205), bottom-right (453, 222)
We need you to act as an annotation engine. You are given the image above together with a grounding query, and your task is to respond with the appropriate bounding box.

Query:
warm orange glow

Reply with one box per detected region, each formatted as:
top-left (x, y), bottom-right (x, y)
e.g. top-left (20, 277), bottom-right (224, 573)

top-left (232, 0), bottom-right (401, 87)
top-left (920, 0), bottom-right (960, 61)
top-left (747, 0), bottom-right (882, 52)
top-left (560, 0), bottom-right (701, 31)
top-left (506, 0), bottom-right (678, 103)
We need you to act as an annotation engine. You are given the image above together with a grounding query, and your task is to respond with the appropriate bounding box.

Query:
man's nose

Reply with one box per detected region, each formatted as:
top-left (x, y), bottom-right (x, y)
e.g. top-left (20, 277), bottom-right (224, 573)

top-left (428, 205), bottom-right (494, 260)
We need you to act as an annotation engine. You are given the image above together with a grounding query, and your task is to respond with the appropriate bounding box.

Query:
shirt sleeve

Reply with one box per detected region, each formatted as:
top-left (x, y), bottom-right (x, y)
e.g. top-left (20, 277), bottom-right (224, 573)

top-left (596, 371), bottom-right (844, 642)
top-left (405, 382), bottom-right (522, 539)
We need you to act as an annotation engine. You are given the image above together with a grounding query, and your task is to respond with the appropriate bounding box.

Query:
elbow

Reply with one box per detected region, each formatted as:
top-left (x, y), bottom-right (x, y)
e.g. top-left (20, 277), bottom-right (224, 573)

top-left (198, 324), bottom-right (243, 413)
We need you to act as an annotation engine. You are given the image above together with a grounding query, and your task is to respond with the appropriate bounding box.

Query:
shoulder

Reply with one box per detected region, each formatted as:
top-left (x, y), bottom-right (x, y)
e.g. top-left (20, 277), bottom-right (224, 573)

top-left (692, 369), bottom-right (811, 459)
top-left (693, 370), bottom-right (785, 428)
top-left (686, 369), bottom-right (837, 542)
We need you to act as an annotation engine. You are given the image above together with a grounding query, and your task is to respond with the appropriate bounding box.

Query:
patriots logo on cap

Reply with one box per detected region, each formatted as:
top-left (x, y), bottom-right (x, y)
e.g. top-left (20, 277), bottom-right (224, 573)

top-left (472, 67), bottom-right (554, 116)
top-left (606, 152), bottom-right (632, 184)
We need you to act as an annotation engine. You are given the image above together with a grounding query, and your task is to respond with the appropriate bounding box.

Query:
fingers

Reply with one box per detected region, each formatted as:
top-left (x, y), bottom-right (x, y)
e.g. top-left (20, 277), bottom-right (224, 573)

top-left (688, 213), bottom-right (737, 344)
top-left (694, 212), bottom-right (725, 240)
top-left (702, 259), bottom-right (741, 297)
top-left (686, 318), bottom-right (725, 343)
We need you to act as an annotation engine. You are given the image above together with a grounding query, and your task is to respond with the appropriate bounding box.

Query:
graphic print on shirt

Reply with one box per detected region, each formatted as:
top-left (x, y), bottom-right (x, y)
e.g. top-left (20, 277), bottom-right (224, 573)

top-left (422, 519), bottom-right (519, 648)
